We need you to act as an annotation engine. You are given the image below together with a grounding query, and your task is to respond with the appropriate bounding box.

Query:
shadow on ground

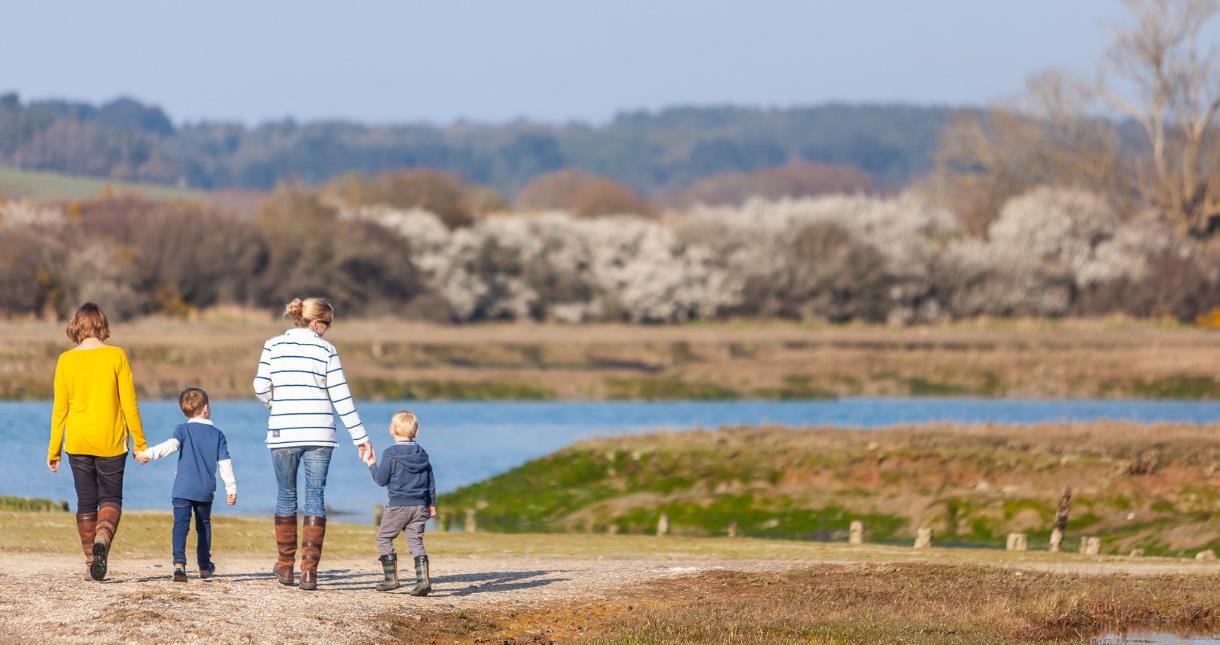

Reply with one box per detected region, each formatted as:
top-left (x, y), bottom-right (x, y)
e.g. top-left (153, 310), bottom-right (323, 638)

top-left (126, 567), bottom-right (571, 595)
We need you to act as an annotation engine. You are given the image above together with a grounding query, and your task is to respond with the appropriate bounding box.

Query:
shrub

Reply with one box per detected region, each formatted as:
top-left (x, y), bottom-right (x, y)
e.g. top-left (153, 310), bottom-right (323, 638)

top-left (323, 170), bottom-right (485, 228)
top-left (515, 170), bottom-right (651, 217)
top-left (672, 160), bottom-right (873, 207)
top-left (257, 190), bottom-right (423, 314)
top-left (74, 196), bottom-right (266, 311)
top-left (0, 223), bottom-right (63, 317)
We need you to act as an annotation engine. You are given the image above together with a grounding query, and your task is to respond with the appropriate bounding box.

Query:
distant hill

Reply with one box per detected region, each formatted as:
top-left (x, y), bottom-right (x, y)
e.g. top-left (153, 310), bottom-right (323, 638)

top-left (0, 92), bottom-right (962, 197)
top-left (0, 165), bottom-right (203, 201)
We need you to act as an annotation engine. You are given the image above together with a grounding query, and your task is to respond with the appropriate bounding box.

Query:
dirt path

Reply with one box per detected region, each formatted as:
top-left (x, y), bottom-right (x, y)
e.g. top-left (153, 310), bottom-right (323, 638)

top-left (0, 554), bottom-right (791, 643)
top-left (1, 550), bottom-right (1215, 643)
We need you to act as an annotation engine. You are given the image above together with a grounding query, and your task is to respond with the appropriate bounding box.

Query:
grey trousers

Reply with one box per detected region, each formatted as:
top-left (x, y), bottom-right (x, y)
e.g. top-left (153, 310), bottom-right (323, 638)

top-left (377, 505), bottom-right (429, 557)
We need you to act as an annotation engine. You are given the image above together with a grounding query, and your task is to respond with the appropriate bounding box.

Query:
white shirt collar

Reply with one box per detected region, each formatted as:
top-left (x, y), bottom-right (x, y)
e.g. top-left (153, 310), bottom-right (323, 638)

top-left (187, 417), bottom-right (214, 426)
top-left (285, 327), bottom-right (319, 338)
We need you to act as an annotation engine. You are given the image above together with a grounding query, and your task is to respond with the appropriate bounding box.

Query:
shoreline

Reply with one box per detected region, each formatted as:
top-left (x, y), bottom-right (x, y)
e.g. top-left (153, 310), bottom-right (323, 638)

top-left (1, 318), bottom-right (1217, 401)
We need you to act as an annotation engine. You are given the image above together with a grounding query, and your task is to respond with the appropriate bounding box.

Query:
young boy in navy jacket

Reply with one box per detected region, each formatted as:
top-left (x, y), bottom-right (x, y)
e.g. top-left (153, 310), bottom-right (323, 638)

top-left (137, 387), bottom-right (237, 582)
top-left (368, 410), bottom-right (436, 595)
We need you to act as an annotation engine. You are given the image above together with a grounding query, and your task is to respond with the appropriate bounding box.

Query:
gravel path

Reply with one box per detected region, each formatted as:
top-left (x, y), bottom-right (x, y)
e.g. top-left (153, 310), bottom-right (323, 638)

top-left (0, 555), bottom-right (782, 643)
top-left (1, 551), bottom-right (1214, 643)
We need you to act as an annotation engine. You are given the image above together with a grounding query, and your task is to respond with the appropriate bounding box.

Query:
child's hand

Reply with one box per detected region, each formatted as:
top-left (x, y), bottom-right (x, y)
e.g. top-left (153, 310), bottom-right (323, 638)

top-left (47, 458), bottom-right (60, 473)
top-left (428, 505), bottom-right (437, 518)
top-left (358, 442), bottom-right (376, 465)
top-left (134, 451), bottom-right (150, 464)
top-left (227, 493), bottom-right (237, 506)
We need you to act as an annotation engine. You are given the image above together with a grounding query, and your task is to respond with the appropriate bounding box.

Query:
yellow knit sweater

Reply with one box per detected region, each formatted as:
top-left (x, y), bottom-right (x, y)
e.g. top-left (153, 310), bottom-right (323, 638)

top-left (48, 345), bottom-right (147, 460)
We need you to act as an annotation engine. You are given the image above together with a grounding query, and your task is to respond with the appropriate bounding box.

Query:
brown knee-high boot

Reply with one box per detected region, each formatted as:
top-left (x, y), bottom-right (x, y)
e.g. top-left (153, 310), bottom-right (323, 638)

top-left (273, 515), bottom-right (298, 586)
top-left (75, 512), bottom-right (97, 574)
top-left (298, 516), bottom-right (326, 591)
top-left (91, 502), bottom-right (121, 581)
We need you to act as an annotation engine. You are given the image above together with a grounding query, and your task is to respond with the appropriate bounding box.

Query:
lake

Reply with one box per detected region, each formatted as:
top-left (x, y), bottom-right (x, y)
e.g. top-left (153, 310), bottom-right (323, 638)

top-left (5, 399), bottom-right (1219, 520)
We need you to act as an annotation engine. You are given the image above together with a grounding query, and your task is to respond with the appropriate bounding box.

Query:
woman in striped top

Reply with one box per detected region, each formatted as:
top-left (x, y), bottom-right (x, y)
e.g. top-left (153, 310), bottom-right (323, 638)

top-left (253, 297), bottom-right (374, 591)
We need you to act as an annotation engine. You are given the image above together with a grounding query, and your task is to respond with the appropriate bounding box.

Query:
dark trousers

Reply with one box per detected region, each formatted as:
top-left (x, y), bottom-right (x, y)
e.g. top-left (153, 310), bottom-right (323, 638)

top-left (67, 453), bottom-right (126, 513)
top-left (172, 497), bottom-right (213, 569)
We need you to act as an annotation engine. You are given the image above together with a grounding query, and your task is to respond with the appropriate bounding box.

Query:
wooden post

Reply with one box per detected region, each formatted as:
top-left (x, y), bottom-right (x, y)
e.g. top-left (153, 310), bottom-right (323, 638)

top-left (1006, 533), bottom-right (1027, 551)
top-left (727, 522), bottom-right (739, 538)
top-left (849, 521), bottom-right (864, 545)
top-left (464, 509), bottom-right (477, 533)
top-left (374, 504), bottom-right (384, 526)
top-left (657, 513), bottom-right (670, 537)
top-left (1081, 536), bottom-right (1100, 556)
top-left (914, 527), bottom-right (933, 549)
top-left (1049, 488), bottom-right (1071, 553)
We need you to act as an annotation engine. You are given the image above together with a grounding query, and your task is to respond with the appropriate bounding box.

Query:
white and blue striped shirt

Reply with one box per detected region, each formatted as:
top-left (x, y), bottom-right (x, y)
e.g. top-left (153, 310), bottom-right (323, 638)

top-left (253, 328), bottom-right (368, 449)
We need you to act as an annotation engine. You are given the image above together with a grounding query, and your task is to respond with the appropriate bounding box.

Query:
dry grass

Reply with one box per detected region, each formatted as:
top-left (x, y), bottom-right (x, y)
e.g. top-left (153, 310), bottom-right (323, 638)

top-left (375, 563), bottom-right (1220, 644)
top-left (0, 316), bottom-right (1216, 399)
top-left (6, 510), bottom-right (1217, 569)
top-left (3, 511), bottom-right (1218, 643)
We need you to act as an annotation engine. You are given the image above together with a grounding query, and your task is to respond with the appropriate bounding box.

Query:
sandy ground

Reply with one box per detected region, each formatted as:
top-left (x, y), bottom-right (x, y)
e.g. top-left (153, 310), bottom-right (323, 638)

top-left (0, 554), bottom-right (785, 643)
top-left (0, 550), bottom-right (1215, 644)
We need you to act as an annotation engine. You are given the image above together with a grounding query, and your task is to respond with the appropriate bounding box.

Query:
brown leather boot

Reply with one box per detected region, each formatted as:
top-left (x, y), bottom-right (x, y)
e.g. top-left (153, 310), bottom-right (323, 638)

top-left (75, 512), bottom-right (97, 576)
top-left (91, 502), bottom-right (122, 581)
top-left (273, 515), bottom-right (298, 586)
top-left (298, 516), bottom-right (326, 591)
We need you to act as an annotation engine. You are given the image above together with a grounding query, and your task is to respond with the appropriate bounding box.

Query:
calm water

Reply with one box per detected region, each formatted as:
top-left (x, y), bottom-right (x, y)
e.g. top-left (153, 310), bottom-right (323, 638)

top-left (5, 399), bottom-right (1219, 519)
top-left (1092, 632), bottom-right (1220, 644)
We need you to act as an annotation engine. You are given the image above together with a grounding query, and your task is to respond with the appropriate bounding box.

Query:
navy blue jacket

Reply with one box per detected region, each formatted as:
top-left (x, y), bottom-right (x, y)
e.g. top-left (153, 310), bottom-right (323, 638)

top-left (170, 421), bottom-right (231, 502)
top-left (369, 441), bottom-right (435, 507)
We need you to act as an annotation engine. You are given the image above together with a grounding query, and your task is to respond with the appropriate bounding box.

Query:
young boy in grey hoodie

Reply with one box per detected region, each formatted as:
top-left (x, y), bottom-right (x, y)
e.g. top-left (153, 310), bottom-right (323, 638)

top-left (368, 410), bottom-right (436, 594)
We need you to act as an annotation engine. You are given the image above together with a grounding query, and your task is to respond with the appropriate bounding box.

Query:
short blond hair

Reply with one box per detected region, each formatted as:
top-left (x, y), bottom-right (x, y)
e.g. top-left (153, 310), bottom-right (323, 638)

top-left (389, 410), bottom-right (419, 440)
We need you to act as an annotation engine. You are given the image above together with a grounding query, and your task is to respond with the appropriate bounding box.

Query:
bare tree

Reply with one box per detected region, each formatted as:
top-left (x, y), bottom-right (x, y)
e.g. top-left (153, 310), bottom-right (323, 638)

top-left (930, 0), bottom-right (1220, 236)
top-left (1101, 0), bottom-right (1220, 235)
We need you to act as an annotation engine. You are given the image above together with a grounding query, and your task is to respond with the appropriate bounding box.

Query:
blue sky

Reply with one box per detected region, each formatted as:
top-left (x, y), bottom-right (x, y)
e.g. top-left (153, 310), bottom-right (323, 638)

top-left (0, 1), bottom-right (1177, 124)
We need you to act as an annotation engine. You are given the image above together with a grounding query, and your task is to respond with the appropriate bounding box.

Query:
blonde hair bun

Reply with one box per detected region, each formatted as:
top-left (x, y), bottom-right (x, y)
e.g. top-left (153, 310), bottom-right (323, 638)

top-left (284, 298), bottom-right (305, 324)
top-left (284, 297), bottom-right (334, 327)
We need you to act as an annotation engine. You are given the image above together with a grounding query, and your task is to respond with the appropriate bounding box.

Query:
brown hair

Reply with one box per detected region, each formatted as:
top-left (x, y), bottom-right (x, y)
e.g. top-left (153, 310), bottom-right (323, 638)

top-left (66, 302), bottom-right (111, 344)
top-left (389, 410), bottom-right (419, 440)
top-left (179, 387), bottom-right (209, 418)
top-left (284, 297), bottom-right (334, 328)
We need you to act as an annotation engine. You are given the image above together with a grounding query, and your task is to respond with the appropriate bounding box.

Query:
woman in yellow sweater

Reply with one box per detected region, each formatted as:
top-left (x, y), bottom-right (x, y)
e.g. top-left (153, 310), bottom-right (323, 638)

top-left (47, 303), bottom-right (147, 581)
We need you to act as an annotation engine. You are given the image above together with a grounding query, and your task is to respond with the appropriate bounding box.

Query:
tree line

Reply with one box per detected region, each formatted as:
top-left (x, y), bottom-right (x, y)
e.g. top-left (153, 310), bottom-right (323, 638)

top-left (0, 93), bottom-right (946, 197)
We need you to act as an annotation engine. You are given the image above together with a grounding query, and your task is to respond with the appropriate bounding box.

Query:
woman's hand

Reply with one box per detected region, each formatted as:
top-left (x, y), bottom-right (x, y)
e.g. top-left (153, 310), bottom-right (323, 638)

top-left (47, 458), bottom-right (60, 473)
top-left (358, 442), bottom-right (376, 465)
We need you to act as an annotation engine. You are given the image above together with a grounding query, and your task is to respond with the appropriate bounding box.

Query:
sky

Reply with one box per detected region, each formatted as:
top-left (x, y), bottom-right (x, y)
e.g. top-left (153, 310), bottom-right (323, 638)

top-left (0, 0), bottom-right (1172, 125)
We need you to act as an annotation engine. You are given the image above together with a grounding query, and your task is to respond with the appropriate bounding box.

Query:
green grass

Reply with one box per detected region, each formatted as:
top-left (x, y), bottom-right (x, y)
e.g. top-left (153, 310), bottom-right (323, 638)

top-left (1114, 375), bottom-right (1220, 400)
top-left (0, 165), bottom-right (204, 201)
top-left (439, 423), bottom-right (1220, 555)
top-left (350, 377), bottom-right (553, 401)
top-left (0, 496), bottom-right (69, 512)
top-left (603, 374), bottom-right (835, 401)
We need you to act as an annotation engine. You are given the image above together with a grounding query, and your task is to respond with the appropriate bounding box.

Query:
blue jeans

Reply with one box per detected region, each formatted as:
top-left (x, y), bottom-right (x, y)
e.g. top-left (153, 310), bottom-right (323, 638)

top-left (271, 447), bottom-right (333, 517)
top-left (172, 497), bottom-right (213, 568)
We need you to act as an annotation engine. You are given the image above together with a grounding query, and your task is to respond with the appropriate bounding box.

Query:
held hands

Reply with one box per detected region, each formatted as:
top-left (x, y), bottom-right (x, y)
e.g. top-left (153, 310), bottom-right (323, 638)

top-left (227, 493), bottom-right (237, 506)
top-left (134, 451), bottom-right (151, 464)
top-left (358, 442), bottom-right (376, 466)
